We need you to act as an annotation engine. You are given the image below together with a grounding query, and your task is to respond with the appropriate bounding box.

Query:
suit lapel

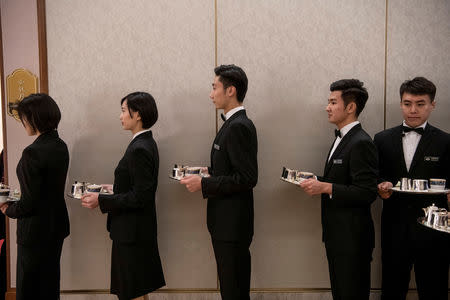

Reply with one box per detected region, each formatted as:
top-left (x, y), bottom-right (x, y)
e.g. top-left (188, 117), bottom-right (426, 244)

top-left (324, 124), bottom-right (361, 176)
top-left (390, 125), bottom-right (408, 175)
top-left (211, 110), bottom-right (246, 163)
top-left (323, 137), bottom-right (338, 175)
top-left (408, 124), bottom-right (433, 174)
top-left (216, 110), bottom-right (245, 137)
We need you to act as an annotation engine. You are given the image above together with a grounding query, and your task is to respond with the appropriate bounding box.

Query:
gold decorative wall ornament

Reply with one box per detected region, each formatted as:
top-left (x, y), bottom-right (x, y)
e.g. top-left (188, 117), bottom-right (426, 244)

top-left (6, 68), bottom-right (38, 121)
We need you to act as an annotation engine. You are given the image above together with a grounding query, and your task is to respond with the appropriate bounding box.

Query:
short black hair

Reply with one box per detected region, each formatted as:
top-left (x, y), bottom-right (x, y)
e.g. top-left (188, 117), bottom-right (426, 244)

top-left (330, 79), bottom-right (368, 117)
top-left (399, 77), bottom-right (436, 102)
top-left (17, 93), bottom-right (61, 133)
top-left (121, 92), bottom-right (158, 129)
top-left (214, 64), bottom-right (248, 102)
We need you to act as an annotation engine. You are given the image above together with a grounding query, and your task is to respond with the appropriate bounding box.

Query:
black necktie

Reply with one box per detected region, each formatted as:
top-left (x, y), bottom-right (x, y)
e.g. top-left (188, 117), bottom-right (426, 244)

top-left (402, 126), bottom-right (424, 135)
top-left (334, 129), bottom-right (341, 138)
top-left (220, 113), bottom-right (226, 121)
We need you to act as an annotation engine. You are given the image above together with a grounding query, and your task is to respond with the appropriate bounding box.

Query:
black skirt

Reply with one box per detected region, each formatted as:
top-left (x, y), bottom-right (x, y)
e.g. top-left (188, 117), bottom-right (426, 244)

top-left (111, 239), bottom-right (165, 300)
top-left (16, 239), bottom-right (64, 300)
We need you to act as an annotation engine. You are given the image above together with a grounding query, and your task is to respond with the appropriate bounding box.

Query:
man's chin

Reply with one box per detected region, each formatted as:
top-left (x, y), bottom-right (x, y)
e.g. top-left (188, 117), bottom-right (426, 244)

top-left (406, 119), bottom-right (422, 127)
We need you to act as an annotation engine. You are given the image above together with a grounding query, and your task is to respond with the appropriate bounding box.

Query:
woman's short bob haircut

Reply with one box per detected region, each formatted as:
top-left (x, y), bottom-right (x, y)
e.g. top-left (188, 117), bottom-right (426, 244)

top-left (17, 93), bottom-right (61, 133)
top-left (121, 92), bottom-right (158, 129)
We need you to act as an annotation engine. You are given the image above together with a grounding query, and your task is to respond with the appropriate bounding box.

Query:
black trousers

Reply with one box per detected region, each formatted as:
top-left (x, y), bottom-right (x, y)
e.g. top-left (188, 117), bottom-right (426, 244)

top-left (212, 239), bottom-right (251, 300)
top-left (325, 247), bottom-right (372, 300)
top-left (16, 239), bottom-right (64, 300)
top-left (381, 218), bottom-right (449, 300)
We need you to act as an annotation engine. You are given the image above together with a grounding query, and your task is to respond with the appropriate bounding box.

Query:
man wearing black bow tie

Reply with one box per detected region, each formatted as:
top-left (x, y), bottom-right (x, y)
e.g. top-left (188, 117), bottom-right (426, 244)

top-left (299, 79), bottom-right (378, 300)
top-left (181, 65), bottom-right (257, 300)
top-left (374, 77), bottom-right (449, 300)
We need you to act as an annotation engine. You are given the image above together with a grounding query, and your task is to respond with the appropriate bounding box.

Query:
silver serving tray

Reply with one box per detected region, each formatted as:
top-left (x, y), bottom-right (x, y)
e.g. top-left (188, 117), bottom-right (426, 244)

top-left (280, 177), bottom-right (305, 185)
top-left (417, 217), bottom-right (450, 234)
top-left (391, 187), bottom-right (449, 194)
top-left (169, 174), bottom-right (210, 181)
top-left (67, 190), bottom-right (113, 199)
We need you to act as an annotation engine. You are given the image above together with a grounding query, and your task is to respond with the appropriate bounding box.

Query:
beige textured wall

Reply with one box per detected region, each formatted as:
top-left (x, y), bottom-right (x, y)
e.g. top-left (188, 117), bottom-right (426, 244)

top-left (2, 0), bottom-right (449, 294)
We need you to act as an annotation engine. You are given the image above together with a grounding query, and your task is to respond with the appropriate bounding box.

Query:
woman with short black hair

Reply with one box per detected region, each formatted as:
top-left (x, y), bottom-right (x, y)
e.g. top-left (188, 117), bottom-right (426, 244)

top-left (82, 91), bottom-right (165, 300)
top-left (0, 93), bottom-right (70, 300)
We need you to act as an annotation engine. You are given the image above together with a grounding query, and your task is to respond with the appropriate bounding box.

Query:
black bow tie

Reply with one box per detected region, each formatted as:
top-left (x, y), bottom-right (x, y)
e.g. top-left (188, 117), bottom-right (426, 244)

top-left (402, 126), bottom-right (424, 135)
top-left (334, 129), bottom-right (341, 138)
top-left (220, 113), bottom-right (226, 121)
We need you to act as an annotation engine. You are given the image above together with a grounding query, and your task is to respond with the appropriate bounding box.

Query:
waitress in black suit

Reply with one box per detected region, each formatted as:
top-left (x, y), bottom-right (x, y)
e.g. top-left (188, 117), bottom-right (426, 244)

top-left (0, 93), bottom-right (70, 300)
top-left (81, 92), bottom-right (165, 300)
top-left (299, 79), bottom-right (378, 300)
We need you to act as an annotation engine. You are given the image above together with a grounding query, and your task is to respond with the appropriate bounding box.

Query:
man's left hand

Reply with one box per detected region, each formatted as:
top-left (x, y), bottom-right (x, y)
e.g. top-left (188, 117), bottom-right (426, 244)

top-left (81, 192), bottom-right (99, 209)
top-left (180, 175), bottom-right (202, 193)
top-left (299, 179), bottom-right (332, 196)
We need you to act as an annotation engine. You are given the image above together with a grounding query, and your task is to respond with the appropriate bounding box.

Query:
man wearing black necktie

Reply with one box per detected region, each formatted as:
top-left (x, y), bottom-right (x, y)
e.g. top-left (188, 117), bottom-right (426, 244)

top-left (299, 79), bottom-right (378, 300)
top-left (374, 77), bottom-right (450, 300)
top-left (181, 65), bottom-right (257, 300)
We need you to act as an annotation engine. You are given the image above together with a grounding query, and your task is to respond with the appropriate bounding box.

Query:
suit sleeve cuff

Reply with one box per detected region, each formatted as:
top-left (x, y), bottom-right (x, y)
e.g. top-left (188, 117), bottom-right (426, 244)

top-left (201, 177), bottom-right (208, 199)
top-left (98, 194), bottom-right (109, 214)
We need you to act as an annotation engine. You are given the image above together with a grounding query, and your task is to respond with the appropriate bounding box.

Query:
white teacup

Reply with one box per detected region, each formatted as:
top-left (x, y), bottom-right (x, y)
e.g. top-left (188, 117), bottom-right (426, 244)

top-left (298, 171), bottom-right (315, 180)
top-left (429, 178), bottom-right (446, 191)
top-left (87, 184), bottom-right (102, 192)
top-left (185, 167), bottom-right (202, 175)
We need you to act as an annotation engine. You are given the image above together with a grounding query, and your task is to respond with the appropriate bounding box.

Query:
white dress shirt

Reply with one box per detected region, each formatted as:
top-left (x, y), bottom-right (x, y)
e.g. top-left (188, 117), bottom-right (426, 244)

top-left (132, 128), bottom-right (151, 140)
top-left (402, 120), bottom-right (427, 171)
top-left (328, 121), bottom-right (360, 162)
top-left (224, 106), bottom-right (245, 120)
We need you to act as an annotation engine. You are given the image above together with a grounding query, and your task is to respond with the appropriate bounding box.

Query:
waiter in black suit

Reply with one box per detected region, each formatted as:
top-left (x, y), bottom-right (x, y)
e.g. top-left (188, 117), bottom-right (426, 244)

top-left (0, 93), bottom-right (70, 300)
top-left (299, 79), bottom-right (378, 300)
top-left (181, 64), bottom-right (258, 300)
top-left (82, 92), bottom-right (165, 300)
top-left (374, 77), bottom-right (449, 300)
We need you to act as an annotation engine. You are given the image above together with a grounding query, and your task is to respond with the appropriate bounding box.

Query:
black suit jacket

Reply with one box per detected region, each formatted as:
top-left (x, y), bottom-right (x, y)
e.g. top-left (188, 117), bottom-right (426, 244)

top-left (320, 124), bottom-right (378, 254)
top-left (6, 130), bottom-right (70, 245)
top-left (374, 124), bottom-right (450, 245)
top-left (99, 131), bottom-right (159, 243)
top-left (201, 110), bottom-right (258, 242)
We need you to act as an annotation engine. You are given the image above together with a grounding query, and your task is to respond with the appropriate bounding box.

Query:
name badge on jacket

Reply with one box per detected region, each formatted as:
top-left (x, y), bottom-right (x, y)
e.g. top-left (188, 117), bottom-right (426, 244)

top-left (424, 156), bottom-right (439, 162)
top-left (214, 144), bottom-right (220, 150)
top-left (333, 159), bottom-right (343, 164)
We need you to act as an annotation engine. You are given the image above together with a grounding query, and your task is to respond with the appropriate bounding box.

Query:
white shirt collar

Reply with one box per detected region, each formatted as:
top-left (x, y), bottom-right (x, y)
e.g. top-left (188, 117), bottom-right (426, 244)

top-left (132, 128), bottom-right (151, 140)
top-left (338, 121), bottom-right (360, 138)
top-left (224, 106), bottom-right (245, 120)
top-left (402, 120), bottom-right (427, 129)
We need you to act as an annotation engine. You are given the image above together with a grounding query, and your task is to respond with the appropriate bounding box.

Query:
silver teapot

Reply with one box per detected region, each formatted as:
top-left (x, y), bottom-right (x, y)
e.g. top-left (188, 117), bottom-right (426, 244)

top-left (432, 210), bottom-right (448, 228)
top-left (422, 203), bottom-right (439, 226)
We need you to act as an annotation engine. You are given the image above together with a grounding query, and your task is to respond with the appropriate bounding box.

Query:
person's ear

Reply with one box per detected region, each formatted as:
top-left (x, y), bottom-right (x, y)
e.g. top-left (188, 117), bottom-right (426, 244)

top-left (346, 102), bottom-right (356, 115)
top-left (226, 86), bottom-right (236, 98)
top-left (132, 110), bottom-right (141, 121)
